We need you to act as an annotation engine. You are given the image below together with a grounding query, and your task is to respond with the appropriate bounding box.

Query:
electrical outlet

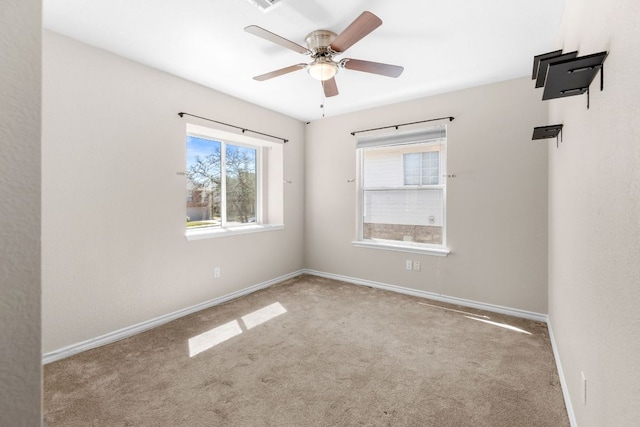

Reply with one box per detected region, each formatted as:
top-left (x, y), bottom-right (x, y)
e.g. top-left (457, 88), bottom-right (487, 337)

top-left (214, 267), bottom-right (220, 279)
top-left (405, 260), bottom-right (412, 271)
top-left (413, 261), bottom-right (421, 271)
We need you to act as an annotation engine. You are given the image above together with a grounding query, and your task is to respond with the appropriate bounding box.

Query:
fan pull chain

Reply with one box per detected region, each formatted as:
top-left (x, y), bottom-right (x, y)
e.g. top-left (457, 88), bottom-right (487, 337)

top-left (320, 81), bottom-right (326, 118)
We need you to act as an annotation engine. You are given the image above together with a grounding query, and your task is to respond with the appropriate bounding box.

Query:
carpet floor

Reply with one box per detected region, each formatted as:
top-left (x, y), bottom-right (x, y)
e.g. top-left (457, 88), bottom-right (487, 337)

top-left (44, 274), bottom-right (569, 426)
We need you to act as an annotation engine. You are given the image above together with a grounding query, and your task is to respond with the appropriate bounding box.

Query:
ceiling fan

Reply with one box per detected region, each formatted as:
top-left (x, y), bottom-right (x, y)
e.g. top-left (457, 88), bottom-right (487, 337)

top-left (245, 11), bottom-right (404, 97)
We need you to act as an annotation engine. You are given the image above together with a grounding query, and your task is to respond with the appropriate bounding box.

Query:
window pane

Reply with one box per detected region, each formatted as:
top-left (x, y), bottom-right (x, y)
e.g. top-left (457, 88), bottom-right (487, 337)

top-left (186, 136), bottom-right (221, 228)
top-left (364, 147), bottom-right (403, 187)
top-left (363, 188), bottom-right (443, 245)
top-left (225, 144), bottom-right (257, 225)
top-left (403, 153), bottom-right (421, 185)
top-left (422, 152), bottom-right (440, 185)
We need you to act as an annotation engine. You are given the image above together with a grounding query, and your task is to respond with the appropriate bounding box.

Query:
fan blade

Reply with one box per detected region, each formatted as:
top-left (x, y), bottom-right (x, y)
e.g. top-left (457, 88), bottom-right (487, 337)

top-left (253, 64), bottom-right (307, 81)
top-left (245, 25), bottom-right (310, 54)
top-left (342, 59), bottom-right (404, 78)
top-left (323, 77), bottom-right (339, 97)
top-left (329, 11), bottom-right (382, 53)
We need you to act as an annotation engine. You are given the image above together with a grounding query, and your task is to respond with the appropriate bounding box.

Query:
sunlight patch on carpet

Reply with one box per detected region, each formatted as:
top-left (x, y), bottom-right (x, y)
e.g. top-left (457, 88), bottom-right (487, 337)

top-left (188, 320), bottom-right (243, 357)
top-left (241, 302), bottom-right (287, 330)
top-left (188, 302), bottom-right (288, 357)
top-left (464, 316), bottom-right (532, 335)
top-left (418, 302), bottom-right (491, 319)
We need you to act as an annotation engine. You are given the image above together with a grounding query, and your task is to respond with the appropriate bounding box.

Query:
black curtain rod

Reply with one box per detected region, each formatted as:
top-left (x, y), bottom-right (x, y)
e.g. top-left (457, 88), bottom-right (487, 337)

top-left (178, 112), bottom-right (288, 143)
top-left (350, 116), bottom-right (454, 136)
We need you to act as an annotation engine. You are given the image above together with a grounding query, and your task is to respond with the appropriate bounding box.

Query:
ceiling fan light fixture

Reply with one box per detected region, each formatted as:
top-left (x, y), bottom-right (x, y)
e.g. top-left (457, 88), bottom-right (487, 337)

top-left (308, 60), bottom-right (337, 81)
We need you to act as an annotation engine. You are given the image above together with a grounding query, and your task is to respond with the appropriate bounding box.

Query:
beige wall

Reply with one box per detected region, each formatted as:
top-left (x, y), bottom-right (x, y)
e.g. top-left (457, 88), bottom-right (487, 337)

top-left (304, 77), bottom-right (549, 314)
top-left (0, 0), bottom-right (42, 424)
top-left (548, 0), bottom-right (640, 425)
top-left (42, 31), bottom-right (305, 353)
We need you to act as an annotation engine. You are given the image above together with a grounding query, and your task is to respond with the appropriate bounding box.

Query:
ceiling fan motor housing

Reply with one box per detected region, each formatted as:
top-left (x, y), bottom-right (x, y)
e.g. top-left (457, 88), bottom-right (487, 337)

top-left (305, 30), bottom-right (337, 56)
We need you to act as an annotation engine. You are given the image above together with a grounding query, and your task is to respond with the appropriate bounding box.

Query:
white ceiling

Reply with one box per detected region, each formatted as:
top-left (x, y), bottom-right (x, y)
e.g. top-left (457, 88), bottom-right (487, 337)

top-left (43, 0), bottom-right (566, 122)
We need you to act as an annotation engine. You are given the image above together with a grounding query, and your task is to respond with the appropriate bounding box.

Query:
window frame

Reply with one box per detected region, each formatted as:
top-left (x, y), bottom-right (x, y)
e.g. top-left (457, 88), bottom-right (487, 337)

top-left (184, 123), bottom-right (284, 241)
top-left (354, 127), bottom-right (450, 257)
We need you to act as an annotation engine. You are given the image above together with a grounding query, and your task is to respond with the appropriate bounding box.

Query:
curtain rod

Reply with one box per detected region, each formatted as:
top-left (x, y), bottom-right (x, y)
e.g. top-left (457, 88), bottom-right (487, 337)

top-left (178, 112), bottom-right (288, 143)
top-left (350, 116), bottom-right (454, 136)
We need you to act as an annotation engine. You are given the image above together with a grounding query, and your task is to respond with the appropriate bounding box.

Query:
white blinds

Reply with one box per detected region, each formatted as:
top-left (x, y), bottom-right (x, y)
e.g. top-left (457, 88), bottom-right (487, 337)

top-left (356, 126), bottom-right (447, 149)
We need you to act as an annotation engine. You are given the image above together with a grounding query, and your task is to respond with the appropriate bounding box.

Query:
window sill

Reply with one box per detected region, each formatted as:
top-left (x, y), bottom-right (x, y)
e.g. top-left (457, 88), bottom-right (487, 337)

top-left (352, 240), bottom-right (450, 257)
top-left (186, 224), bottom-right (284, 241)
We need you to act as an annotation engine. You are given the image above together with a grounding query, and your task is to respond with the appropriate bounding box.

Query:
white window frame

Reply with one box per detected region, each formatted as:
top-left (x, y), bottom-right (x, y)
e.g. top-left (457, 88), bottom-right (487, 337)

top-left (185, 123), bottom-right (284, 241)
top-left (353, 126), bottom-right (450, 257)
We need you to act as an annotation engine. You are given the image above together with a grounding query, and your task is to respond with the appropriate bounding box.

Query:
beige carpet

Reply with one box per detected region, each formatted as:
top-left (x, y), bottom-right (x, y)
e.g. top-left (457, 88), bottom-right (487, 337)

top-left (44, 275), bottom-right (569, 426)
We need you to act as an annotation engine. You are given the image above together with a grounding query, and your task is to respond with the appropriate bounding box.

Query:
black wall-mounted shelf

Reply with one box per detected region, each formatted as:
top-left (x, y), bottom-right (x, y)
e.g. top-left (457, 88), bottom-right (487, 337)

top-left (532, 49), bottom-right (608, 108)
top-left (533, 50), bottom-right (578, 88)
top-left (532, 124), bottom-right (563, 147)
top-left (532, 50), bottom-right (562, 79)
top-left (532, 124), bottom-right (563, 140)
top-left (530, 49), bottom-right (608, 147)
top-left (542, 51), bottom-right (608, 106)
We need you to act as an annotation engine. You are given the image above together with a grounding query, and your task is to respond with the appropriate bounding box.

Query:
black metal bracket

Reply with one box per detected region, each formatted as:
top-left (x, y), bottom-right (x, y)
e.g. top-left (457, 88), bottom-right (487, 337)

top-left (557, 127), bottom-right (563, 147)
top-left (178, 112), bottom-right (288, 143)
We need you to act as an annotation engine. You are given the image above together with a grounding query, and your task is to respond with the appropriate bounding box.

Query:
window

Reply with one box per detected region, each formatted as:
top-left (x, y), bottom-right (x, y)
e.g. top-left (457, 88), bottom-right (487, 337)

top-left (185, 123), bottom-right (284, 240)
top-left (355, 126), bottom-right (448, 255)
top-left (186, 136), bottom-right (257, 227)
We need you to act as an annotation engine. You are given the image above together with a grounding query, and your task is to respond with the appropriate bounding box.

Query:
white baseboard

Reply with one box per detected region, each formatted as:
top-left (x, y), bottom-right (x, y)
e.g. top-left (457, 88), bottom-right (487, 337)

top-left (303, 269), bottom-right (548, 322)
top-left (42, 270), bottom-right (304, 364)
top-left (547, 318), bottom-right (578, 427)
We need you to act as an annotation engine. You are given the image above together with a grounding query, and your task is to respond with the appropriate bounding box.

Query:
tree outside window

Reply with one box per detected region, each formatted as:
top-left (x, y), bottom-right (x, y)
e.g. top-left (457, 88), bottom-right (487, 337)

top-left (186, 135), bottom-right (256, 228)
